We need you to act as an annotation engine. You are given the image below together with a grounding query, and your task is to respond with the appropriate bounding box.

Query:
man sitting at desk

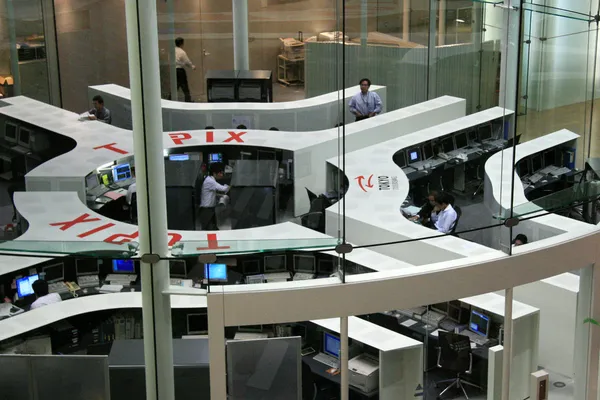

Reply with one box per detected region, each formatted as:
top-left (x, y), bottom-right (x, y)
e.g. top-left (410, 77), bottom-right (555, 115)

top-left (348, 78), bottom-right (383, 122)
top-left (410, 190), bottom-right (438, 227)
top-left (30, 280), bottom-right (62, 310)
top-left (200, 163), bottom-right (230, 230)
top-left (431, 192), bottom-right (457, 234)
top-left (87, 95), bottom-right (112, 124)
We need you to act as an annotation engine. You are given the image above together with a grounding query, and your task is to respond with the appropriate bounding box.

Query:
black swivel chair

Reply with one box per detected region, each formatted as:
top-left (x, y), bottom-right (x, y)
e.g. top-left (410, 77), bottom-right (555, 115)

top-left (301, 195), bottom-right (329, 233)
top-left (435, 331), bottom-right (482, 399)
top-left (449, 205), bottom-right (462, 236)
top-left (302, 361), bottom-right (337, 400)
top-left (130, 192), bottom-right (138, 223)
top-left (505, 134), bottom-right (522, 148)
top-left (306, 187), bottom-right (318, 204)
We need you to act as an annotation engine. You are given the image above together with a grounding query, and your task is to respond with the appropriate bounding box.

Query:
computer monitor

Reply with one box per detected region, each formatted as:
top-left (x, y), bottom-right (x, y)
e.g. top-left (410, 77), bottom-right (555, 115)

top-left (169, 260), bottom-right (187, 278)
top-left (112, 163), bottom-right (132, 182)
top-left (478, 124), bottom-right (492, 141)
top-left (169, 154), bottom-right (189, 161)
top-left (242, 260), bottom-right (260, 275)
top-left (264, 255), bottom-right (286, 273)
top-left (208, 153), bottom-right (223, 163)
top-left (18, 127), bottom-right (31, 148)
top-left (423, 143), bottom-right (434, 160)
top-left (517, 159), bottom-right (530, 177)
top-left (5, 121), bottom-right (17, 143)
top-left (441, 137), bottom-right (455, 153)
top-left (431, 302), bottom-right (449, 315)
top-left (467, 129), bottom-right (478, 143)
top-left (532, 154), bottom-right (543, 172)
top-left (318, 259), bottom-right (335, 274)
top-left (447, 303), bottom-right (462, 323)
top-left (17, 274), bottom-right (39, 298)
top-left (239, 324), bottom-right (263, 333)
top-left (323, 332), bottom-right (341, 358)
top-left (187, 312), bottom-right (208, 335)
top-left (395, 151), bottom-right (407, 168)
top-left (258, 150), bottom-right (276, 160)
top-left (293, 255), bottom-right (316, 273)
top-left (112, 259), bottom-right (135, 273)
top-left (42, 263), bottom-right (64, 283)
top-left (204, 263), bottom-right (228, 281)
top-left (469, 309), bottom-right (491, 338)
top-left (407, 147), bottom-right (421, 164)
top-left (543, 149), bottom-right (556, 167)
top-left (85, 173), bottom-right (99, 189)
top-left (75, 259), bottom-right (100, 276)
top-left (454, 132), bottom-right (468, 149)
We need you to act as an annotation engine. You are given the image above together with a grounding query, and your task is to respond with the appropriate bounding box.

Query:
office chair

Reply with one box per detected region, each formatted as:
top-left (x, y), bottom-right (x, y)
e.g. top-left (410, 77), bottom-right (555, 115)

top-left (302, 360), bottom-right (337, 400)
top-left (299, 195), bottom-right (330, 233)
top-left (435, 331), bottom-right (482, 399)
top-left (449, 205), bottom-right (462, 236)
top-left (505, 134), bottom-right (522, 148)
top-left (306, 187), bottom-right (318, 204)
top-left (130, 192), bottom-right (138, 224)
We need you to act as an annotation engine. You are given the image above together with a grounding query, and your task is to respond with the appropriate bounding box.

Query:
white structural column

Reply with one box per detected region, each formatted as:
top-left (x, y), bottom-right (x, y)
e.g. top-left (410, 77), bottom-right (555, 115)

top-left (232, 0), bottom-right (250, 70)
top-left (207, 292), bottom-right (227, 400)
top-left (360, 0), bottom-right (368, 46)
top-left (124, 0), bottom-right (175, 399)
top-left (340, 316), bottom-right (350, 400)
top-left (166, 0), bottom-right (178, 101)
top-left (501, 288), bottom-right (513, 400)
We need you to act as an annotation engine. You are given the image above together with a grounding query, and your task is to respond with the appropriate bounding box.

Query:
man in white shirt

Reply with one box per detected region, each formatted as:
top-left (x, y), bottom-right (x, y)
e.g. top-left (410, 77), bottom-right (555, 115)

top-left (126, 182), bottom-right (137, 205)
top-left (433, 192), bottom-right (458, 234)
top-left (30, 280), bottom-right (62, 310)
top-left (200, 163), bottom-right (229, 230)
top-left (175, 37), bottom-right (195, 102)
top-left (348, 78), bottom-right (383, 122)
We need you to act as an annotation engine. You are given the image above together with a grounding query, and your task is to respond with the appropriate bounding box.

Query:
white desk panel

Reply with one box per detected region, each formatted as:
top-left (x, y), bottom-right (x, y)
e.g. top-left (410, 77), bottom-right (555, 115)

top-left (0, 292), bottom-right (207, 342)
top-left (89, 84), bottom-right (387, 132)
top-left (460, 292), bottom-right (538, 320)
top-left (324, 108), bottom-right (512, 264)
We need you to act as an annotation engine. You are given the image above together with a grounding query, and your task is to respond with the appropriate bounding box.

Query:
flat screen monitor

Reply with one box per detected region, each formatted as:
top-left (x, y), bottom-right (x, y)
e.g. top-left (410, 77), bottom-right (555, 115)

top-left (478, 124), bottom-right (492, 141)
top-left (169, 260), bottom-right (187, 278)
top-left (18, 127), bottom-right (31, 147)
top-left (543, 149), bottom-right (556, 167)
top-left (441, 137), bottom-right (455, 153)
top-left (447, 304), bottom-right (462, 323)
top-left (85, 173), bottom-right (99, 189)
top-left (258, 150), bottom-right (276, 160)
top-left (431, 302), bottom-right (449, 315)
top-left (532, 154), bottom-right (543, 172)
top-left (75, 259), bottom-right (99, 276)
top-left (17, 274), bottom-right (39, 298)
top-left (242, 260), bottom-right (260, 275)
top-left (204, 263), bottom-right (228, 281)
top-left (517, 159), bottom-right (530, 177)
top-left (423, 143), bottom-right (434, 160)
top-left (239, 324), bottom-right (263, 333)
top-left (264, 255), bottom-right (286, 273)
top-left (42, 263), bottom-right (64, 283)
top-left (187, 312), bottom-right (208, 335)
top-left (318, 259), bottom-right (335, 274)
top-left (112, 259), bottom-right (135, 273)
top-left (112, 163), bottom-right (132, 182)
top-left (208, 153), bottom-right (223, 163)
top-left (467, 129), bottom-right (478, 143)
top-left (454, 132), bottom-right (468, 149)
top-left (169, 154), bottom-right (189, 161)
top-left (5, 122), bottom-right (17, 143)
top-left (293, 255), bottom-right (316, 273)
top-left (323, 332), bottom-right (341, 358)
top-left (407, 147), bottom-right (421, 163)
top-left (469, 309), bottom-right (491, 337)
top-left (395, 151), bottom-right (407, 168)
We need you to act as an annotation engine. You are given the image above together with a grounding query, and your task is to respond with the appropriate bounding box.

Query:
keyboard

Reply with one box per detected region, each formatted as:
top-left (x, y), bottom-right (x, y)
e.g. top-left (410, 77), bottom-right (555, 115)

top-left (397, 307), bottom-right (427, 318)
top-left (484, 139), bottom-right (506, 148)
top-left (528, 173), bottom-right (545, 184)
top-left (313, 352), bottom-right (339, 368)
top-left (264, 272), bottom-right (291, 282)
top-left (438, 153), bottom-right (451, 160)
top-left (87, 185), bottom-right (109, 199)
top-left (0, 303), bottom-right (23, 318)
top-left (420, 310), bottom-right (446, 328)
top-left (11, 145), bottom-right (30, 155)
top-left (461, 329), bottom-right (490, 346)
top-left (170, 278), bottom-right (182, 286)
top-left (77, 275), bottom-right (99, 288)
top-left (552, 167), bottom-right (571, 176)
top-left (48, 281), bottom-right (69, 294)
top-left (293, 272), bottom-right (315, 281)
top-left (402, 167), bottom-right (416, 174)
top-left (439, 319), bottom-right (459, 332)
top-left (105, 274), bottom-right (137, 284)
top-left (99, 284), bottom-right (124, 293)
top-left (541, 165), bottom-right (559, 174)
top-left (409, 161), bottom-right (430, 171)
top-left (114, 178), bottom-right (135, 188)
top-left (246, 275), bottom-right (265, 284)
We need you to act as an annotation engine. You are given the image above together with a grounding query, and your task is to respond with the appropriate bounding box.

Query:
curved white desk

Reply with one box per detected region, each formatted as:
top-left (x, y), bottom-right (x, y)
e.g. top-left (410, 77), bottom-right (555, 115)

top-left (89, 84), bottom-right (387, 132)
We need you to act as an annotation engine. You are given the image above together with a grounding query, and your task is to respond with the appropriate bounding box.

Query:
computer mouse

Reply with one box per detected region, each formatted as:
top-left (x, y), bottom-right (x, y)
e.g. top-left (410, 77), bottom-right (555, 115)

top-left (82, 288), bottom-right (88, 294)
top-left (10, 306), bottom-right (19, 313)
top-left (541, 180), bottom-right (547, 183)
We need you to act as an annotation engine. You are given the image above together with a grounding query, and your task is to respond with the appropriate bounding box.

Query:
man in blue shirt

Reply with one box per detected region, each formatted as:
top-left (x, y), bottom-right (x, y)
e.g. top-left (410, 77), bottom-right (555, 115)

top-left (348, 78), bottom-right (383, 122)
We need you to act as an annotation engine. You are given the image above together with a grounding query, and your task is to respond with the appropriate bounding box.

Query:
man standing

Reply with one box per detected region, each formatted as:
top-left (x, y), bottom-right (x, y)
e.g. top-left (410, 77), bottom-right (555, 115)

top-left (88, 95), bottom-right (112, 124)
top-left (175, 37), bottom-right (195, 102)
top-left (348, 78), bottom-right (383, 122)
top-left (200, 163), bottom-right (230, 230)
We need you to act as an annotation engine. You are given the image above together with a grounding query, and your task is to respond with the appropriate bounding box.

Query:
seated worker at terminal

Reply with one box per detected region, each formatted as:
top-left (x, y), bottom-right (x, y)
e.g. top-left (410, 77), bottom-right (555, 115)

top-left (30, 280), bottom-right (62, 310)
top-left (200, 163), bottom-right (230, 230)
top-left (430, 192), bottom-right (457, 234)
top-left (87, 95), bottom-right (112, 124)
top-left (410, 190), bottom-right (438, 227)
top-left (348, 78), bottom-right (383, 122)
top-left (513, 234), bottom-right (528, 246)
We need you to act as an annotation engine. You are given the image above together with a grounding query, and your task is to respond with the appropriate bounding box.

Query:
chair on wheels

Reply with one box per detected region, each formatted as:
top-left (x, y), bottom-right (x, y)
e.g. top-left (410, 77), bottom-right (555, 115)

top-left (435, 331), bottom-right (482, 399)
top-left (130, 192), bottom-right (138, 223)
top-left (302, 360), bottom-right (337, 400)
top-left (449, 205), bottom-right (462, 236)
top-left (306, 187), bottom-right (318, 204)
